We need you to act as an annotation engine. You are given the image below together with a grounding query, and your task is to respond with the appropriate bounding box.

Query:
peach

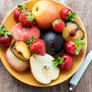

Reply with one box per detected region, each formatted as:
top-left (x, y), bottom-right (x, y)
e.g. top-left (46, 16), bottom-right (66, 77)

top-left (32, 0), bottom-right (60, 29)
top-left (12, 23), bottom-right (40, 42)
top-left (6, 48), bottom-right (29, 72)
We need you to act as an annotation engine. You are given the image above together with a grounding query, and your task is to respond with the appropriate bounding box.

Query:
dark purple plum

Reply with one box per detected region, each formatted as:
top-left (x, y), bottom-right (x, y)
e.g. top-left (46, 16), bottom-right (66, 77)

top-left (42, 31), bottom-right (64, 55)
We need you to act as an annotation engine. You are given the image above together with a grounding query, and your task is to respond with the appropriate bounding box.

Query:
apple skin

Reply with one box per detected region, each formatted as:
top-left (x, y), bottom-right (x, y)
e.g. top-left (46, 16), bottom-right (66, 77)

top-left (32, 0), bottom-right (60, 29)
top-left (6, 48), bottom-right (29, 72)
top-left (12, 23), bottom-right (40, 42)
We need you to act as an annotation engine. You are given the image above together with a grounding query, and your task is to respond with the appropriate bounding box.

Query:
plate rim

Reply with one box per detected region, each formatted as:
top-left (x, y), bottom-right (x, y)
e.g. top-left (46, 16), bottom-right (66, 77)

top-left (0, 0), bottom-right (87, 87)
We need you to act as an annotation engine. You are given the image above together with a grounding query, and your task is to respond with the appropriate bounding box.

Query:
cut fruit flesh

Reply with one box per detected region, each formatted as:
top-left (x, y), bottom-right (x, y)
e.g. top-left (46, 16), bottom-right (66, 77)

top-left (62, 23), bottom-right (77, 40)
top-left (10, 41), bottom-right (31, 61)
top-left (6, 48), bottom-right (29, 72)
top-left (30, 54), bottom-right (60, 84)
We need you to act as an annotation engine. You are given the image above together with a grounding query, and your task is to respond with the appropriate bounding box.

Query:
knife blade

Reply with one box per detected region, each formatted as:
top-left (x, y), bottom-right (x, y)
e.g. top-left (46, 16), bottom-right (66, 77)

top-left (66, 50), bottom-right (92, 92)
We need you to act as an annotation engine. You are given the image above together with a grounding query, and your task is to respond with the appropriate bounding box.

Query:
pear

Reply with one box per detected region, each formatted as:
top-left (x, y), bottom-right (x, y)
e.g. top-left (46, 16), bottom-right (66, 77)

top-left (30, 54), bottom-right (60, 84)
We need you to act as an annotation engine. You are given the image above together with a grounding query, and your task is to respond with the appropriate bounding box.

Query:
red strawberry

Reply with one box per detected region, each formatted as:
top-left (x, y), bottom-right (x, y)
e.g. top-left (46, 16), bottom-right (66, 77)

top-left (65, 39), bottom-right (85, 56)
top-left (27, 37), bottom-right (46, 56)
top-left (0, 24), bottom-right (12, 48)
top-left (52, 19), bottom-right (65, 32)
top-left (14, 4), bottom-right (26, 22)
top-left (52, 54), bottom-right (72, 71)
top-left (19, 11), bottom-right (34, 28)
top-left (60, 8), bottom-right (76, 21)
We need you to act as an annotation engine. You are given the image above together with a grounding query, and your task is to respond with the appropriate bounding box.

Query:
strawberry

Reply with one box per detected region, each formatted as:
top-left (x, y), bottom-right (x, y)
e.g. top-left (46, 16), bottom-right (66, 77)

top-left (19, 10), bottom-right (34, 28)
top-left (52, 19), bottom-right (65, 32)
top-left (27, 37), bottom-right (46, 56)
top-left (60, 8), bottom-right (76, 21)
top-left (65, 39), bottom-right (85, 56)
top-left (52, 54), bottom-right (72, 71)
top-left (0, 24), bottom-right (12, 48)
top-left (14, 4), bottom-right (26, 22)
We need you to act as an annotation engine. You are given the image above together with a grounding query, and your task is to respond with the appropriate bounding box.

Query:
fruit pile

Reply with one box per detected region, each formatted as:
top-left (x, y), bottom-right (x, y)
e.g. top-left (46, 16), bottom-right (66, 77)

top-left (0, 1), bottom-right (85, 84)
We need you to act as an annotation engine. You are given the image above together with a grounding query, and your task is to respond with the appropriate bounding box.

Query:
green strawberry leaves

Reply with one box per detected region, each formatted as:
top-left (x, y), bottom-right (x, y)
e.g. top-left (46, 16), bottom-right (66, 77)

top-left (66, 11), bottom-right (76, 21)
top-left (18, 4), bottom-right (26, 12)
top-left (0, 24), bottom-right (6, 34)
top-left (0, 24), bottom-right (12, 38)
top-left (52, 19), bottom-right (60, 26)
top-left (26, 11), bottom-right (34, 22)
top-left (52, 56), bottom-right (65, 67)
top-left (18, 4), bottom-right (34, 22)
top-left (74, 39), bottom-right (85, 55)
top-left (4, 31), bottom-right (12, 38)
top-left (27, 37), bottom-right (35, 47)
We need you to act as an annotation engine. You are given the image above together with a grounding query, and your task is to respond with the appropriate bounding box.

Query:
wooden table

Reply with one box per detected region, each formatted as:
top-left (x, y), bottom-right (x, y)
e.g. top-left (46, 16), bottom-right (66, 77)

top-left (0, 0), bottom-right (92, 92)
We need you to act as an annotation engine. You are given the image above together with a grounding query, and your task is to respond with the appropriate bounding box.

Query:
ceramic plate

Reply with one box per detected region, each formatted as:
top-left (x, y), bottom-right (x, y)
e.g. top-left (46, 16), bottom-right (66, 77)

top-left (0, 0), bottom-right (87, 87)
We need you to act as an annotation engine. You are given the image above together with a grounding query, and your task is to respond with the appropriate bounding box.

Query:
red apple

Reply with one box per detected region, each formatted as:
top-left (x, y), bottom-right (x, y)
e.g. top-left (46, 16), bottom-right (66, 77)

top-left (12, 23), bottom-right (40, 42)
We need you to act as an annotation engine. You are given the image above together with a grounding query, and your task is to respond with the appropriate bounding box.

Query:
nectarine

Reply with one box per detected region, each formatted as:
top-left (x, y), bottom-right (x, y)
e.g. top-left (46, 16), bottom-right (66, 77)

top-left (6, 48), bottom-right (29, 72)
top-left (32, 0), bottom-right (60, 29)
top-left (12, 23), bottom-right (40, 42)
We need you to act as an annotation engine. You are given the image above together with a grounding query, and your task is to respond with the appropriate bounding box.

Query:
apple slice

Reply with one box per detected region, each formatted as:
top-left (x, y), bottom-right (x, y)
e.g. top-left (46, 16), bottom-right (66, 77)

top-left (30, 54), bottom-right (60, 84)
top-left (10, 41), bottom-right (31, 61)
top-left (6, 48), bottom-right (29, 72)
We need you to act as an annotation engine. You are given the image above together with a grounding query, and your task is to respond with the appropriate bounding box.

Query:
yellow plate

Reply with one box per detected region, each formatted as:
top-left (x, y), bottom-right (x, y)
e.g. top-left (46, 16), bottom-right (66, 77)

top-left (0, 0), bottom-right (87, 87)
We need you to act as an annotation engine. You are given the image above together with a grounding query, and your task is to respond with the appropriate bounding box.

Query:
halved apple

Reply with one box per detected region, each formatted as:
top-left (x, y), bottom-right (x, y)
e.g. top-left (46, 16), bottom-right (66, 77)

top-left (10, 41), bottom-right (31, 61)
top-left (30, 54), bottom-right (60, 84)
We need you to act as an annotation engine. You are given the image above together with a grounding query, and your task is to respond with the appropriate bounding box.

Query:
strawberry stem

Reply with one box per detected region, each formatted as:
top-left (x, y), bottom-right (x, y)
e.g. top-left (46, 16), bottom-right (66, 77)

top-left (66, 11), bottom-right (76, 21)
top-left (74, 39), bottom-right (85, 55)
top-left (17, 4), bottom-right (26, 12)
top-left (0, 24), bottom-right (12, 38)
top-left (52, 19), bottom-right (60, 26)
top-left (26, 11), bottom-right (34, 22)
top-left (27, 37), bottom-right (35, 47)
top-left (52, 56), bottom-right (65, 67)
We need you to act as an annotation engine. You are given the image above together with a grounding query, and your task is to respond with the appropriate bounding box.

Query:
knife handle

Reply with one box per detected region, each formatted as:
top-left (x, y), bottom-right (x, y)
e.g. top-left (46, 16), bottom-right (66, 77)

top-left (68, 50), bottom-right (92, 92)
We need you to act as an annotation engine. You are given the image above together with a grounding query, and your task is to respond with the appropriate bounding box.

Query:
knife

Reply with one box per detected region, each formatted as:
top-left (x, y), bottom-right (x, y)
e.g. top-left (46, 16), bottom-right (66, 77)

top-left (66, 50), bottom-right (92, 92)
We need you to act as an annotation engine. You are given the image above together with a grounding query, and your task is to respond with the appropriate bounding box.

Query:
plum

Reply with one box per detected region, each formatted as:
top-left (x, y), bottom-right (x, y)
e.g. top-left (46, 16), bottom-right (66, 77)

top-left (62, 21), bottom-right (84, 41)
top-left (66, 21), bottom-right (81, 30)
top-left (41, 30), bottom-right (64, 55)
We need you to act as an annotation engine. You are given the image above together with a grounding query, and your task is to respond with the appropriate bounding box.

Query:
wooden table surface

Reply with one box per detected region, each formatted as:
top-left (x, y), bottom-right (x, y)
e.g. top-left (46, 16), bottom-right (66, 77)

top-left (0, 0), bottom-right (92, 92)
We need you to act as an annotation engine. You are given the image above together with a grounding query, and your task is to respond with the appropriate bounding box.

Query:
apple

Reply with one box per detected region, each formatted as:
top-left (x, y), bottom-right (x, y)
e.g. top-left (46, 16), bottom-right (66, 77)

top-left (32, 0), bottom-right (60, 29)
top-left (6, 48), bottom-right (29, 72)
top-left (12, 23), bottom-right (40, 42)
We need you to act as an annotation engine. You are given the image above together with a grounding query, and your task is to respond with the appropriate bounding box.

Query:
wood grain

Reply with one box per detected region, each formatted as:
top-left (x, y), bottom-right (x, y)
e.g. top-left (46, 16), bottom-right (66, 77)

top-left (0, 0), bottom-right (92, 92)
